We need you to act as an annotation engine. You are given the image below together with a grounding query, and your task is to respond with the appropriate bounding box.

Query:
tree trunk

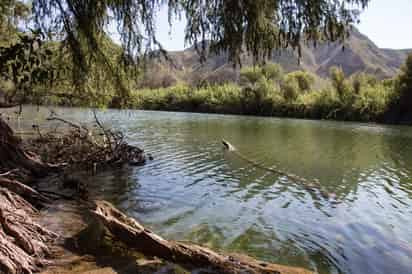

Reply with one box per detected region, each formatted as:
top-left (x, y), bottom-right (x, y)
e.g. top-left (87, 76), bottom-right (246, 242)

top-left (0, 117), bottom-right (49, 177)
top-left (92, 201), bottom-right (313, 274)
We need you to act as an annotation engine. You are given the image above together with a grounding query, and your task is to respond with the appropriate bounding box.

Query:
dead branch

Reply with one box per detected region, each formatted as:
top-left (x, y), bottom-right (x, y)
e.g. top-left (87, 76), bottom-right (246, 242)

top-left (0, 169), bottom-right (19, 177)
top-left (27, 115), bottom-right (147, 171)
top-left (46, 116), bottom-right (89, 133)
top-left (92, 109), bottom-right (113, 153)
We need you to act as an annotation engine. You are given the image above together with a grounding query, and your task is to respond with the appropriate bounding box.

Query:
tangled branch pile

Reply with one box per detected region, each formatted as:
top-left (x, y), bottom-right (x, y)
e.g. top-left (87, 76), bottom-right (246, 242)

top-left (0, 113), bottom-right (147, 273)
top-left (25, 114), bottom-right (147, 171)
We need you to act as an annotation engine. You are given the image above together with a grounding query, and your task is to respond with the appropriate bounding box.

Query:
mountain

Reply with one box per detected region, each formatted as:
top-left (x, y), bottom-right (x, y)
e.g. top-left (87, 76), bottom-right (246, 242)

top-left (152, 28), bottom-right (411, 83)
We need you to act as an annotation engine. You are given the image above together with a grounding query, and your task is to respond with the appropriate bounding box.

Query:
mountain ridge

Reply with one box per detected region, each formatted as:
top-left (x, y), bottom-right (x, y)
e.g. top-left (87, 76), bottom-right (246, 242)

top-left (152, 28), bottom-right (411, 83)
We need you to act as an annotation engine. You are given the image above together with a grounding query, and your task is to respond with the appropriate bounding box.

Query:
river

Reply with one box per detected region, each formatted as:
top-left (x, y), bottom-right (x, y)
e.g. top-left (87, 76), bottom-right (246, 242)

top-left (5, 106), bottom-right (412, 274)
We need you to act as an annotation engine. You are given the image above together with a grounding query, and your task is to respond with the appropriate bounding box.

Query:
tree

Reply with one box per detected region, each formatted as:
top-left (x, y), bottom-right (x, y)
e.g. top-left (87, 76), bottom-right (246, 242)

top-left (0, 0), bottom-right (30, 44)
top-left (330, 66), bottom-right (350, 100)
top-left (284, 71), bottom-right (315, 92)
top-left (384, 53), bottom-right (412, 124)
top-left (29, 0), bottom-right (370, 97)
top-left (0, 31), bottom-right (57, 108)
top-left (397, 53), bottom-right (412, 93)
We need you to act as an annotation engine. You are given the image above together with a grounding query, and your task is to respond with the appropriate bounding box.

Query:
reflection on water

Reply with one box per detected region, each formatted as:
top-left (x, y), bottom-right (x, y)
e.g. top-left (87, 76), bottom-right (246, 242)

top-left (4, 106), bottom-right (412, 274)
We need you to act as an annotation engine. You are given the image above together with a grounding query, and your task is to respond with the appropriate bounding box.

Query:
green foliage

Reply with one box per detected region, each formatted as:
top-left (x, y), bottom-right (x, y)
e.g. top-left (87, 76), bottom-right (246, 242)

top-left (261, 63), bottom-right (284, 81)
top-left (352, 83), bottom-right (391, 120)
top-left (383, 53), bottom-right (412, 123)
top-left (281, 78), bottom-right (300, 101)
top-left (124, 64), bottom-right (398, 123)
top-left (329, 66), bottom-right (351, 102)
top-left (240, 67), bottom-right (264, 85)
top-left (239, 64), bottom-right (284, 113)
top-left (0, 31), bottom-right (58, 105)
top-left (0, 0), bottom-right (30, 45)
top-left (351, 72), bottom-right (378, 94)
top-left (395, 53), bottom-right (412, 96)
top-left (284, 71), bottom-right (315, 92)
top-left (1, 0), bottom-right (371, 106)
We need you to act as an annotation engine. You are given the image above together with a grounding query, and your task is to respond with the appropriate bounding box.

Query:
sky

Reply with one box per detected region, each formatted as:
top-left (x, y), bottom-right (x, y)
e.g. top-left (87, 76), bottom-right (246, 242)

top-left (155, 0), bottom-right (412, 51)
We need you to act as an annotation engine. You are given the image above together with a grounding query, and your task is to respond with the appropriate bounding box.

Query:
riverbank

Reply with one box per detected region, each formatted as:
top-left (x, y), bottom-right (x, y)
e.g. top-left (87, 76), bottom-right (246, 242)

top-left (126, 83), bottom-right (393, 123)
top-left (41, 68), bottom-right (412, 125)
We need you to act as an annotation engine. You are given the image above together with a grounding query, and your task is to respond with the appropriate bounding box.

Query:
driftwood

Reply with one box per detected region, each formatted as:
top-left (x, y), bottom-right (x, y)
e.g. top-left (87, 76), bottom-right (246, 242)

top-left (92, 201), bottom-right (313, 274)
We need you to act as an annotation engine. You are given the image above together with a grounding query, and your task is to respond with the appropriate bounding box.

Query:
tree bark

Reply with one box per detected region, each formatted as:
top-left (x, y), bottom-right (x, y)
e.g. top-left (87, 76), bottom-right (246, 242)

top-left (92, 201), bottom-right (313, 274)
top-left (0, 117), bottom-right (58, 273)
top-left (0, 117), bottom-right (50, 177)
top-left (0, 177), bottom-right (50, 205)
top-left (0, 188), bottom-right (57, 274)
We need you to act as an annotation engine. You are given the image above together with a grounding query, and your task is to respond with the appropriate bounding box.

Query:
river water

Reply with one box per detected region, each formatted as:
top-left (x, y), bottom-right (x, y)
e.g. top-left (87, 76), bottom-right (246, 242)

top-left (5, 106), bottom-right (412, 274)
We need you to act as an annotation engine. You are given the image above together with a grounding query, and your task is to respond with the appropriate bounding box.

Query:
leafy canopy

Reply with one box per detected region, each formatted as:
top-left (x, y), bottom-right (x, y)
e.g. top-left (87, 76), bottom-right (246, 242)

top-left (1, 0), bottom-right (371, 104)
top-left (32, 0), bottom-right (370, 65)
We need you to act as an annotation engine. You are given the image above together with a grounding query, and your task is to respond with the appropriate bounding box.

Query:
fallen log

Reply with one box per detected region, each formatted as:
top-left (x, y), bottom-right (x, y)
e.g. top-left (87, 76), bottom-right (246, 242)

top-left (91, 201), bottom-right (313, 274)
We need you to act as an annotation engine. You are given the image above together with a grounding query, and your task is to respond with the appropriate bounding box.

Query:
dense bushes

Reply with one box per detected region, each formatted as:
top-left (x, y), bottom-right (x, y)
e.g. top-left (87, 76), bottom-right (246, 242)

top-left (384, 53), bottom-right (412, 123)
top-left (44, 54), bottom-right (412, 124)
top-left (127, 61), bottom-right (402, 122)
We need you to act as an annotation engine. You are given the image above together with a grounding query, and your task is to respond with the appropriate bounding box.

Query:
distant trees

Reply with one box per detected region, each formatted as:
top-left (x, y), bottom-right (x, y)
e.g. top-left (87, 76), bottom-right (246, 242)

top-left (396, 53), bottom-right (412, 95)
top-left (384, 53), bottom-right (412, 123)
top-left (0, 0), bottom-right (30, 44)
top-left (139, 68), bottom-right (178, 89)
top-left (191, 69), bottom-right (238, 88)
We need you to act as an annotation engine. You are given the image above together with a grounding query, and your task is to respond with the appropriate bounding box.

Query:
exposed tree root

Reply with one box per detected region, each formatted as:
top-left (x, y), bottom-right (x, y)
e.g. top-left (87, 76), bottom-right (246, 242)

top-left (92, 201), bottom-right (313, 274)
top-left (0, 117), bottom-right (54, 177)
top-left (0, 188), bottom-right (57, 274)
top-left (0, 177), bottom-right (50, 206)
top-left (0, 116), bottom-right (58, 274)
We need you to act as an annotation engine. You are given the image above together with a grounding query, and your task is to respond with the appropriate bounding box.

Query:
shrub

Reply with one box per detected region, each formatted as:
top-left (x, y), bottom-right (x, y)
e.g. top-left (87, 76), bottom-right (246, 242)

top-left (240, 66), bottom-right (263, 85)
top-left (329, 66), bottom-right (352, 103)
top-left (261, 63), bottom-right (283, 81)
top-left (383, 53), bottom-right (412, 123)
top-left (395, 53), bottom-right (412, 96)
top-left (281, 77), bottom-right (300, 101)
top-left (284, 71), bottom-right (315, 92)
top-left (353, 83), bottom-right (391, 120)
top-left (351, 72), bottom-right (378, 94)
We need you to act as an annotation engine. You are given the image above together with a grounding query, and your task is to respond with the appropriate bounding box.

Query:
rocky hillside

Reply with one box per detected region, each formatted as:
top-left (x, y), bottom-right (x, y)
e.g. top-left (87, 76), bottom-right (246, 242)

top-left (154, 28), bottom-right (411, 82)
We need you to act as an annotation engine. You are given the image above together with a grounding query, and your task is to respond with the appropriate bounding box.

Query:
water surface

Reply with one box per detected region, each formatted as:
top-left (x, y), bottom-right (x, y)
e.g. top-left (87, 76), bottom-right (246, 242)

top-left (5, 107), bottom-right (412, 274)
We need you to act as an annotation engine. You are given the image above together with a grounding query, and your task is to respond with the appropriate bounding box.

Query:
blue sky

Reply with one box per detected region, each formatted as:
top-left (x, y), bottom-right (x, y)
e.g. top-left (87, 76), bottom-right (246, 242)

top-left (155, 0), bottom-right (412, 51)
